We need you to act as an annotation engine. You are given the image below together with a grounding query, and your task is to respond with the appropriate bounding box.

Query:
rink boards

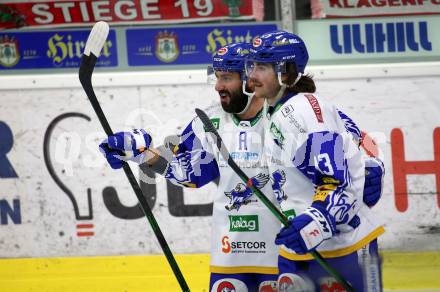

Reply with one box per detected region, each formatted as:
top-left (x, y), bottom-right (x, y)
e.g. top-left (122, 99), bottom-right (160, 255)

top-left (0, 251), bottom-right (439, 291)
top-left (0, 63), bottom-right (439, 290)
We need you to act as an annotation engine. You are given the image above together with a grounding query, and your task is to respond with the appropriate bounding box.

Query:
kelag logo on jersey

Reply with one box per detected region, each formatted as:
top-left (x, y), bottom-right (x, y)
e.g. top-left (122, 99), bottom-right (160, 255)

top-left (228, 215), bottom-right (259, 232)
top-left (221, 235), bottom-right (266, 254)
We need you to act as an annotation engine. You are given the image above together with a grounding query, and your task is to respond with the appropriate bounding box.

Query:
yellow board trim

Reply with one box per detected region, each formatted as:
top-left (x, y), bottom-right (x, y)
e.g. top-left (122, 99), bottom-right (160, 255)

top-left (210, 265), bottom-right (278, 275)
top-left (381, 251), bottom-right (440, 290)
top-left (0, 254), bottom-right (210, 292)
top-left (280, 226), bottom-right (385, 260)
top-left (1, 249), bottom-right (439, 291)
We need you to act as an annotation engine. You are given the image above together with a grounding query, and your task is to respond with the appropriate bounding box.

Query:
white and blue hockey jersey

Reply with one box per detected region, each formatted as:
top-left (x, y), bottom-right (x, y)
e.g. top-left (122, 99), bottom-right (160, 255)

top-left (263, 92), bottom-right (384, 261)
top-left (164, 104), bottom-right (281, 274)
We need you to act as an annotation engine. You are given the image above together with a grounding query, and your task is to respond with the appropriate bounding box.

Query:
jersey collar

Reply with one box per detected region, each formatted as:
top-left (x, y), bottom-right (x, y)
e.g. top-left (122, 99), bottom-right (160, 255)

top-left (267, 92), bottom-right (297, 117)
top-left (231, 108), bottom-right (263, 127)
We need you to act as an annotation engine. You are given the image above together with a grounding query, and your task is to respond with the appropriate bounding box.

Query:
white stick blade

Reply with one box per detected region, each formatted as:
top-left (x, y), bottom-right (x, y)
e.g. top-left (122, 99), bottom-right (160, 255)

top-left (84, 21), bottom-right (109, 58)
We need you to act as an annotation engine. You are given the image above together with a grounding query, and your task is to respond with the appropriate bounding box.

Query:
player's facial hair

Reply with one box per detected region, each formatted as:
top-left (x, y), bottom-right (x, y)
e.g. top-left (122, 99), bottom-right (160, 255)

top-left (220, 85), bottom-right (249, 114)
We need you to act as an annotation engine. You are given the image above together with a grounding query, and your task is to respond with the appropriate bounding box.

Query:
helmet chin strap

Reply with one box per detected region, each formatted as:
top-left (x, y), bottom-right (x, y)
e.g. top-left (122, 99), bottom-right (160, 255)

top-left (242, 80), bottom-right (253, 97)
top-left (270, 71), bottom-right (303, 106)
top-left (236, 81), bottom-right (254, 115)
top-left (293, 72), bottom-right (303, 85)
top-left (269, 71), bottom-right (287, 106)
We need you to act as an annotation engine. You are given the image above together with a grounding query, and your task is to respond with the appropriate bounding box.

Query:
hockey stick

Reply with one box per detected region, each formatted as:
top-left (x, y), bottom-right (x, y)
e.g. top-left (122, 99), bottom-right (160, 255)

top-left (79, 22), bottom-right (189, 292)
top-left (195, 108), bottom-right (354, 292)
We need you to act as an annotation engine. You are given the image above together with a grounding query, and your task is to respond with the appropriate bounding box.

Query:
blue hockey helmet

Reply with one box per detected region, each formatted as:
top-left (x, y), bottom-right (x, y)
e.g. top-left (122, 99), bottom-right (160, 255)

top-left (208, 42), bottom-right (254, 114)
top-left (208, 42), bottom-right (252, 81)
top-left (246, 30), bottom-right (309, 74)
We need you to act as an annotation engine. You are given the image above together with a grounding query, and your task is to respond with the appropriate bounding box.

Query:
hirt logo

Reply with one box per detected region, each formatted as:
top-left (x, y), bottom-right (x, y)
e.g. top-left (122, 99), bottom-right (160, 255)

top-left (221, 235), bottom-right (231, 253)
top-left (217, 47), bottom-right (228, 55)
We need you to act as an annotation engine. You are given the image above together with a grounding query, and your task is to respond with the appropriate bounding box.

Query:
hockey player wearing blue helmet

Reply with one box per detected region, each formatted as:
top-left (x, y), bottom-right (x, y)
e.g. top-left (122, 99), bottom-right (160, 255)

top-left (246, 30), bottom-right (385, 291)
top-left (101, 42), bottom-right (281, 292)
top-left (99, 38), bottom-right (384, 291)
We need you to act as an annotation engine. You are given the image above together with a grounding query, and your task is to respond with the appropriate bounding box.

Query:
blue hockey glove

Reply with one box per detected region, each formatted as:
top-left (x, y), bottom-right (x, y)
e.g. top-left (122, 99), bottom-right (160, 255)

top-left (99, 141), bottom-right (125, 169)
top-left (275, 204), bottom-right (336, 254)
top-left (99, 129), bottom-right (152, 168)
top-left (363, 157), bottom-right (385, 207)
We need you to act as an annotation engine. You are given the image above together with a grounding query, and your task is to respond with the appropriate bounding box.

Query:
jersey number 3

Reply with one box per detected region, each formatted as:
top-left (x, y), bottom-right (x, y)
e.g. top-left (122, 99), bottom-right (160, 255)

top-left (315, 153), bottom-right (334, 176)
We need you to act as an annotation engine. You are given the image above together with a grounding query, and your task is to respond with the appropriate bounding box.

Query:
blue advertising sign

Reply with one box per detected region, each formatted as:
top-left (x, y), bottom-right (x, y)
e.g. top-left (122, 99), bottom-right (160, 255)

top-left (126, 24), bottom-right (277, 66)
top-left (297, 16), bottom-right (440, 65)
top-left (0, 30), bottom-right (118, 70)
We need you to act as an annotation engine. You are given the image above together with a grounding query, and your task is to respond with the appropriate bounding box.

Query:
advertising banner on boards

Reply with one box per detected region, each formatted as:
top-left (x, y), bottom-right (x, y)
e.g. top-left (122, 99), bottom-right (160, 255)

top-left (0, 0), bottom-right (259, 30)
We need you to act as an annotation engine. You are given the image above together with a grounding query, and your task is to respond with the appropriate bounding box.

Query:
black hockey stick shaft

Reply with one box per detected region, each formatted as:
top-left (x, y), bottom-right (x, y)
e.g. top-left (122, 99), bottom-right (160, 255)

top-left (195, 108), bottom-right (354, 292)
top-left (79, 54), bottom-right (190, 292)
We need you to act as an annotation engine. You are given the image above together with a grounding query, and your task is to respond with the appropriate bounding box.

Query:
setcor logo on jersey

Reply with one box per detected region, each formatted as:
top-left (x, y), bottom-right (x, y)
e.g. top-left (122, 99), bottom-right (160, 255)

top-left (221, 235), bottom-right (267, 254)
top-left (224, 173), bottom-right (269, 211)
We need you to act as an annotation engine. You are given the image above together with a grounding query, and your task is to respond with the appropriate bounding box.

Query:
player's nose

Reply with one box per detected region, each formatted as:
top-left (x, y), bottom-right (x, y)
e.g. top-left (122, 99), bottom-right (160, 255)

top-left (215, 80), bottom-right (225, 92)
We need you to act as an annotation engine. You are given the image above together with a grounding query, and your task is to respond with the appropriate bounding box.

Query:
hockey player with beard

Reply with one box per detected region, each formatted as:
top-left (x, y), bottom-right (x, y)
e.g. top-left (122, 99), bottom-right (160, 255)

top-left (246, 30), bottom-right (385, 291)
top-left (99, 41), bottom-right (384, 291)
top-left (100, 42), bottom-right (281, 291)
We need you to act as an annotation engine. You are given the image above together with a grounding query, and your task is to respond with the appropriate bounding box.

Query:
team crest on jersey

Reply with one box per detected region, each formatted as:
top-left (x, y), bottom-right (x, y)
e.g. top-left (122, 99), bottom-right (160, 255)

top-left (271, 170), bottom-right (287, 203)
top-left (155, 31), bottom-right (179, 63)
top-left (0, 35), bottom-right (20, 67)
top-left (224, 173), bottom-right (269, 211)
